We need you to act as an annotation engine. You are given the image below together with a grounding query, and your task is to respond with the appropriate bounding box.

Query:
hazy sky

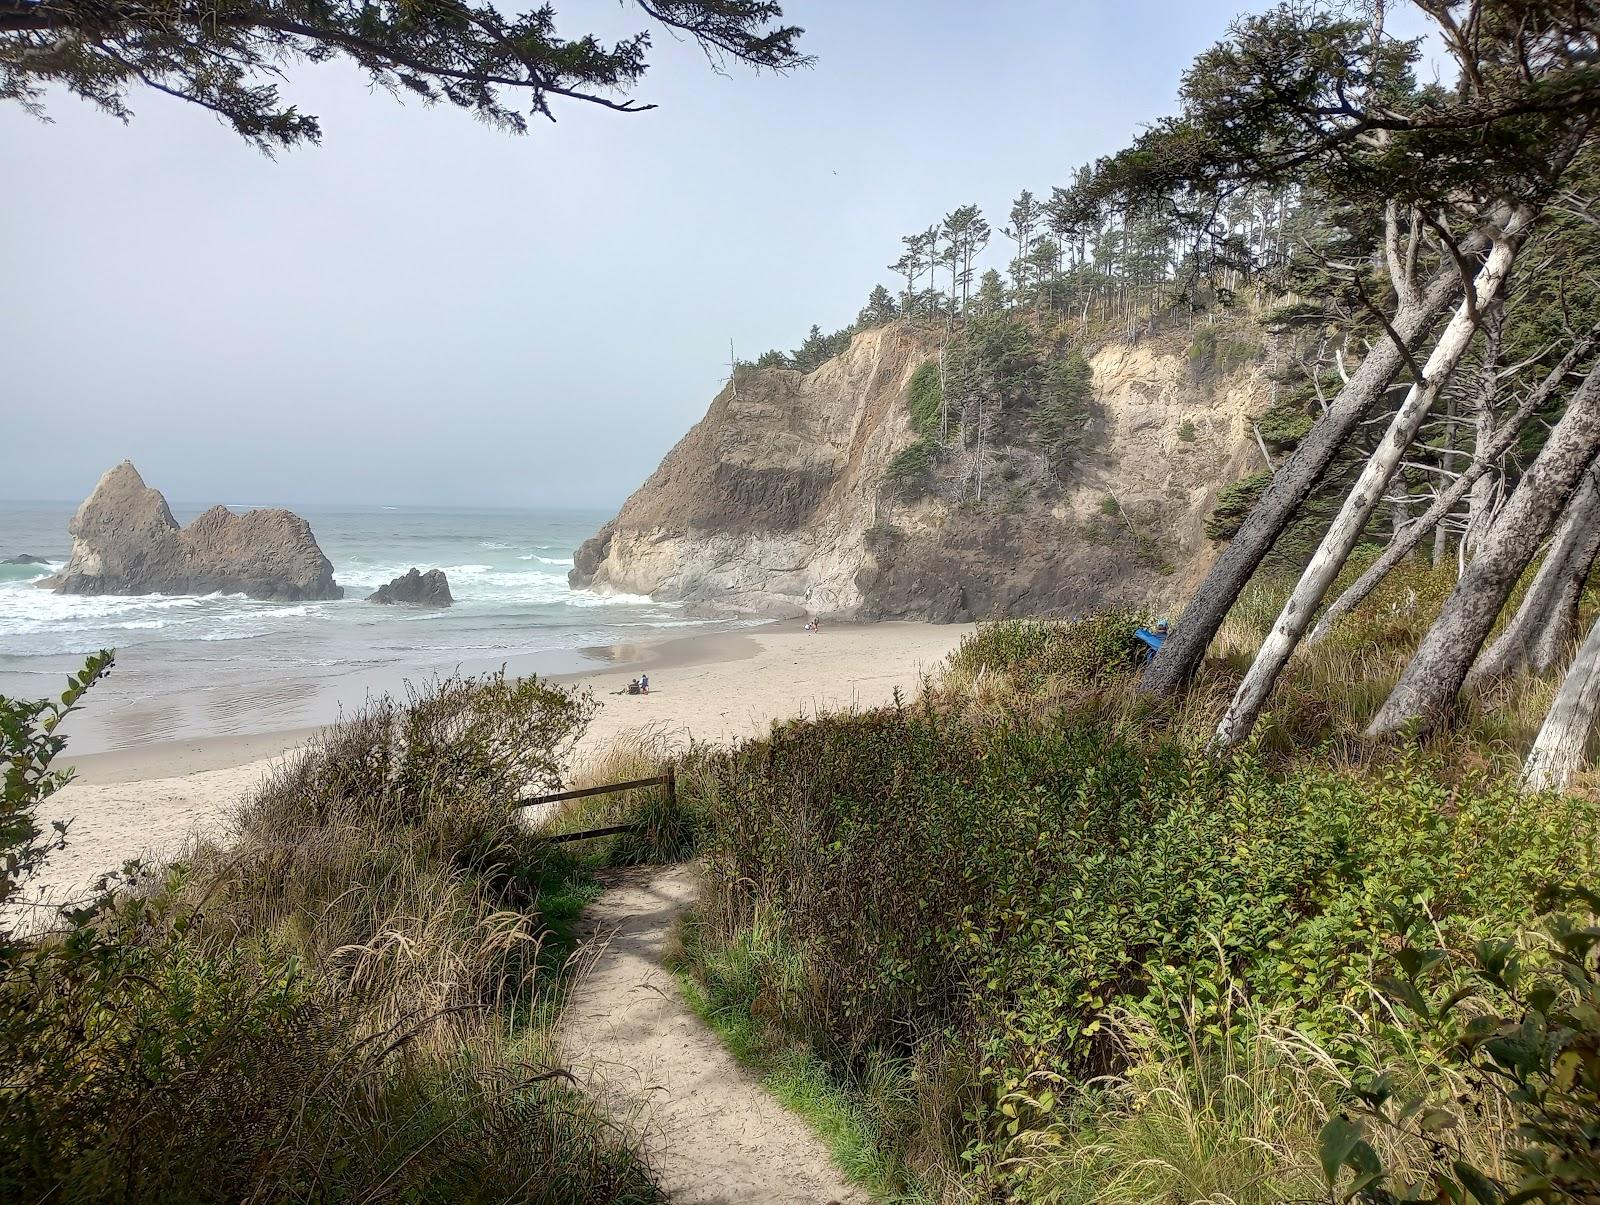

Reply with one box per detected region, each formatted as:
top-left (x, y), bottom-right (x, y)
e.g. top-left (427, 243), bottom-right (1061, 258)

top-left (1, 1), bottom-right (1421, 510)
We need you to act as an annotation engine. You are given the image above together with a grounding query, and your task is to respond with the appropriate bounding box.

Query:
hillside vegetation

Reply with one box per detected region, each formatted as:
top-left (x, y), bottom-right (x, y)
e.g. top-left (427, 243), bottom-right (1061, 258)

top-left (0, 667), bottom-right (660, 1203)
top-left (667, 560), bottom-right (1600, 1202)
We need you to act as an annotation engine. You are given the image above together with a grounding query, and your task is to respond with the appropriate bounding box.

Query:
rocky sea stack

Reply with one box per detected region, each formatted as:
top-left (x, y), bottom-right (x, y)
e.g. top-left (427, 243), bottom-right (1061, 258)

top-left (45, 461), bottom-right (342, 601)
top-left (367, 568), bottom-right (452, 607)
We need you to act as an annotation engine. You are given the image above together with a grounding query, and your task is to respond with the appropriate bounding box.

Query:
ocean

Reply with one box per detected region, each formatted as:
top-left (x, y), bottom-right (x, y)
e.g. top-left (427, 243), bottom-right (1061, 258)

top-left (0, 502), bottom-right (725, 753)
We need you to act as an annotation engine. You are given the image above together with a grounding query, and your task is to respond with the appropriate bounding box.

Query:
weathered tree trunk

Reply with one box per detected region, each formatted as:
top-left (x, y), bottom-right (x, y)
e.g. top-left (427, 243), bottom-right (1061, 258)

top-left (1137, 261), bottom-right (1464, 698)
top-left (1369, 356), bottom-right (1600, 737)
top-left (1432, 388), bottom-right (1459, 566)
top-left (1306, 321), bottom-right (1600, 644)
top-left (1529, 529), bottom-right (1600, 676)
top-left (1522, 610), bottom-right (1600, 793)
top-left (1472, 469), bottom-right (1600, 681)
top-left (1214, 222), bottom-right (1528, 750)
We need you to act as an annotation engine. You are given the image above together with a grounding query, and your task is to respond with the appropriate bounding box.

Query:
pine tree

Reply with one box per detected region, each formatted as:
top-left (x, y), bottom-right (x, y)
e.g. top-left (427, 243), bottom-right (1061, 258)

top-left (1, 0), bottom-right (807, 150)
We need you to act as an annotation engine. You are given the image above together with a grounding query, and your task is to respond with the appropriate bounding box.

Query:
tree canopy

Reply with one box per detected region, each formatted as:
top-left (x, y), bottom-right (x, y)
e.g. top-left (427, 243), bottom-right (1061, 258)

top-left (0, 0), bottom-right (808, 150)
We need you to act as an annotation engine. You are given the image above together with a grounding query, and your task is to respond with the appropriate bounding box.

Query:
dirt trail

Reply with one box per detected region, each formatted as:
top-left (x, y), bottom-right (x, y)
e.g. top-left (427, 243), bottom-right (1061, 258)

top-left (560, 864), bottom-right (865, 1204)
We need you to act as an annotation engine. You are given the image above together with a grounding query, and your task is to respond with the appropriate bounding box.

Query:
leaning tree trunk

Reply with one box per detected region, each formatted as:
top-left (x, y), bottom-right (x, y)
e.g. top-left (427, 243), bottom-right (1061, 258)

top-left (1368, 355), bottom-right (1600, 737)
top-left (1529, 523), bottom-right (1600, 675)
top-left (1432, 387), bottom-right (1461, 566)
top-left (1305, 322), bottom-right (1600, 643)
top-left (1137, 262), bottom-right (1466, 698)
top-left (1522, 610), bottom-right (1600, 793)
top-left (1212, 221), bottom-right (1528, 750)
top-left (1471, 469), bottom-right (1600, 682)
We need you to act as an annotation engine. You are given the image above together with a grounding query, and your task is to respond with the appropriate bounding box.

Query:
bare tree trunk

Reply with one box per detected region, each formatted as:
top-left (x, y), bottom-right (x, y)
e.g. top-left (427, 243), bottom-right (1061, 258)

top-left (1472, 469), bottom-right (1600, 681)
top-left (1522, 610), bottom-right (1600, 793)
top-left (1390, 491), bottom-right (1414, 546)
top-left (1369, 356), bottom-right (1600, 737)
top-left (1463, 307), bottom-right (1506, 556)
top-left (1138, 260), bottom-right (1465, 698)
top-left (1432, 389), bottom-right (1459, 566)
top-left (1529, 532), bottom-right (1600, 676)
top-left (1214, 222), bottom-right (1527, 750)
top-left (1306, 322), bottom-right (1599, 643)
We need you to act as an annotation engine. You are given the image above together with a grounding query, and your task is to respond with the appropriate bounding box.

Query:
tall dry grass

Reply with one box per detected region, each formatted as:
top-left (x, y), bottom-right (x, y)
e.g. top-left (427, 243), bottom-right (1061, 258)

top-left (1011, 1000), bottom-right (1514, 1205)
top-left (545, 728), bottom-right (701, 865)
top-left (2, 670), bottom-right (661, 1204)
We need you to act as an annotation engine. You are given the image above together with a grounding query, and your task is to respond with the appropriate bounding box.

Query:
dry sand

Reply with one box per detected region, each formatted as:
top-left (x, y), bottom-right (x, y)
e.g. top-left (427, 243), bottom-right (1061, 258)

top-left (562, 864), bottom-right (865, 1204)
top-left (30, 620), bottom-right (971, 906)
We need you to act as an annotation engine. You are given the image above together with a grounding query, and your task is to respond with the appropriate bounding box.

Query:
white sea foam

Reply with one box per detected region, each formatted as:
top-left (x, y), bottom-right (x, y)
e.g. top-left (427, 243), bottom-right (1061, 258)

top-left (0, 506), bottom-right (696, 664)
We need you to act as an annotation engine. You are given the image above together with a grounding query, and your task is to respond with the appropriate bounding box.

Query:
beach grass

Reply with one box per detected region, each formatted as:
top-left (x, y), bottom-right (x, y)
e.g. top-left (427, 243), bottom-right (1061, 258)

top-left (1, 669), bottom-right (661, 1204)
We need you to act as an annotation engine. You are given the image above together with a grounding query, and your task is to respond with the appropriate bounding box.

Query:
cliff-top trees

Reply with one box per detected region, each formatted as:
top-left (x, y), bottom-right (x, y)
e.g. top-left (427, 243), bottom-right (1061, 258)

top-left (0, 0), bottom-right (807, 149)
top-left (1130, 1), bottom-right (1600, 736)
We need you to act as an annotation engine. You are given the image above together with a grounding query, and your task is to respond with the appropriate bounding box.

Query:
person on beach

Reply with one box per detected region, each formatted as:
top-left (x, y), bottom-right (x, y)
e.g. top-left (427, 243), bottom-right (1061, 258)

top-left (640, 673), bottom-right (649, 694)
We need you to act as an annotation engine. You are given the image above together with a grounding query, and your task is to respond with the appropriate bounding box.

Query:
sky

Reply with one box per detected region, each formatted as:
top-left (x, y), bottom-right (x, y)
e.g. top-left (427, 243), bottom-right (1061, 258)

top-left (0, 1), bottom-right (1438, 510)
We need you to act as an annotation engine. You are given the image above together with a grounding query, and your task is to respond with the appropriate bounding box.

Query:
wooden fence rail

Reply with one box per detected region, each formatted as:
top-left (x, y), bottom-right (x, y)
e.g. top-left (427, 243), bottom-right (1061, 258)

top-left (517, 766), bottom-right (675, 844)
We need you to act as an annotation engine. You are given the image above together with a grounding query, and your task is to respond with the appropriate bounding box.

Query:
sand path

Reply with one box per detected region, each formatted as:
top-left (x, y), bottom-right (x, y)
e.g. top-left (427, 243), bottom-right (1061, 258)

top-left (561, 865), bottom-right (864, 1204)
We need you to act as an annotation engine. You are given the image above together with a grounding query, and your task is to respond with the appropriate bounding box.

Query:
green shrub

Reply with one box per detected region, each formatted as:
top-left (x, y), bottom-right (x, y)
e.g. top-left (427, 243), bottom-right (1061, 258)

top-left (0, 667), bottom-right (659, 1204)
top-left (1036, 348), bottom-right (1094, 467)
top-left (1189, 324), bottom-right (1260, 373)
top-left (1323, 889), bottom-right (1600, 1204)
top-left (682, 705), bottom-right (1599, 1191)
top-left (1177, 418), bottom-right (1197, 442)
top-left (944, 611), bottom-right (1148, 694)
top-left (1, 649), bottom-right (112, 931)
top-left (885, 437), bottom-right (939, 486)
top-left (1207, 468), bottom-right (1274, 539)
top-left (908, 360), bottom-right (943, 439)
top-left (1257, 390), bottom-right (1317, 450)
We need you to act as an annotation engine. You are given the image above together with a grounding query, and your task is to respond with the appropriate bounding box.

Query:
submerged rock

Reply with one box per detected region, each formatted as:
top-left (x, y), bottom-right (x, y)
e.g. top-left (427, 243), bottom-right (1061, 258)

top-left (45, 461), bottom-right (342, 601)
top-left (2, 554), bottom-right (48, 565)
top-left (368, 567), bottom-right (452, 607)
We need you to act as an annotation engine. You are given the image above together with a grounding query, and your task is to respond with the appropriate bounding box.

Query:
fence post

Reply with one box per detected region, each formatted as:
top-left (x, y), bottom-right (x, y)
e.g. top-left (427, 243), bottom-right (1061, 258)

top-left (666, 763), bottom-right (676, 811)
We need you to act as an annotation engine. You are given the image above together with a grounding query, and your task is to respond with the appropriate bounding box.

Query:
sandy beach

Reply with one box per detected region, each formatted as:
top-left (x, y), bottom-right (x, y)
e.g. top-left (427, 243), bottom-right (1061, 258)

top-left (29, 620), bottom-right (972, 905)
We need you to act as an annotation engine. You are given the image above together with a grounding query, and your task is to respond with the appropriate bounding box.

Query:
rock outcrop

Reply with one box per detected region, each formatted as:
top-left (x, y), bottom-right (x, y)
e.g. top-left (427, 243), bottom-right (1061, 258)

top-left (368, 568), bottom-right (452, 607)
top-left (2, 554), bottom-right (48, 565)
top-left (45, 461), bottom-right (342, 601)
top-left (571, 321), bottom-right (1266, 622)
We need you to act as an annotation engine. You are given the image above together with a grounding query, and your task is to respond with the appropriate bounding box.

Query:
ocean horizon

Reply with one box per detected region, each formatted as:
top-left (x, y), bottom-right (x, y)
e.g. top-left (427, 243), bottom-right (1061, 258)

top-left (0, 500), bottom-right (740, 753)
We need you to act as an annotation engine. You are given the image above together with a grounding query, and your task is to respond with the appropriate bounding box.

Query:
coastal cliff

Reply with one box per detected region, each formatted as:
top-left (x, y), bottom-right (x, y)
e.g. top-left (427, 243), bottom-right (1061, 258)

top-left (46, 461), bottom-right (342, 602)
top-left (571, 320), bottom-right (1267, 621)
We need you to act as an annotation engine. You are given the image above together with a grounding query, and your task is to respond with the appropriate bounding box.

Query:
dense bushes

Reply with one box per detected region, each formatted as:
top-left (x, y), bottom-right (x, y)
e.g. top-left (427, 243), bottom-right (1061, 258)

top-left (1, 667), bottom-right (659, 1204)
top-left (943, 609), bottom-right (1148, 695)
top-left (677, 649), bottom-right (1600, 1194)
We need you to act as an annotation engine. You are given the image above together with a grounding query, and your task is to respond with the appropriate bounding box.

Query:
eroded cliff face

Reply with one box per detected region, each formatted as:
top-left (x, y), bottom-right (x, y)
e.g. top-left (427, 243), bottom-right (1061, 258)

top-left (571, 323), bottom-right (1265, 621)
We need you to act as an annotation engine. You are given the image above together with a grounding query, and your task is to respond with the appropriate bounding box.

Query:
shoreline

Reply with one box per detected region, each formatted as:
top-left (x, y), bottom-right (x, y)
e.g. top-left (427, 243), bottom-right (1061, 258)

top-left (62, 623), bottom-right (772, 784)
top-left (31, 619), bottom-right (974, 905)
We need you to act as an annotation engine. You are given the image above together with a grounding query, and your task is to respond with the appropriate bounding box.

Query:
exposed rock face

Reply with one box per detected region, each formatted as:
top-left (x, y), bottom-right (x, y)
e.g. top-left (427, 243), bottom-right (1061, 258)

top-left (571, 322), bottom-right (1265, 622)
top-left (45, 461), bottom-right (342, 601)
top-left (368, 568), bottom-right (453, 607)
top-left (2, 554), bottom-right (48, 565)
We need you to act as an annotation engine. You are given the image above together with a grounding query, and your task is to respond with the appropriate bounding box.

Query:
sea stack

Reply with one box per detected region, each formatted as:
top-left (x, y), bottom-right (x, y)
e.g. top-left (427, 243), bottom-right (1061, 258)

top-left (368, 568), bottom-right (453, 607)
top-left (45, 460), bottom-right (343, 601)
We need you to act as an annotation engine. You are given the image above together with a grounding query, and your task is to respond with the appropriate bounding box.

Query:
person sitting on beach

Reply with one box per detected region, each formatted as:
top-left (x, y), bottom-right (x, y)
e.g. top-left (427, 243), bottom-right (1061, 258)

top-left (627, 678), bottom-right (642, 695)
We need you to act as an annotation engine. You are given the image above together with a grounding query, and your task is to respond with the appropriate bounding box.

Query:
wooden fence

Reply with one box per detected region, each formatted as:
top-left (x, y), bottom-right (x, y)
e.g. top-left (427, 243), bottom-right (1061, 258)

top-left (516, 766), bottom-right (674, 844)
